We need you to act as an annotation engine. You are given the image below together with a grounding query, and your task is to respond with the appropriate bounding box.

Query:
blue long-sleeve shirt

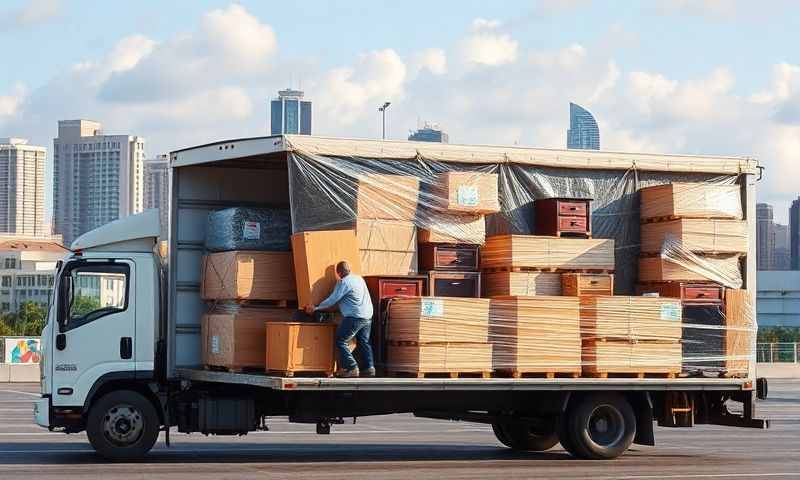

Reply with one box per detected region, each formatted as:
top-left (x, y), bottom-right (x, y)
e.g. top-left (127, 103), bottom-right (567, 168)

top-left (316, 274), bottom-right (374, 319)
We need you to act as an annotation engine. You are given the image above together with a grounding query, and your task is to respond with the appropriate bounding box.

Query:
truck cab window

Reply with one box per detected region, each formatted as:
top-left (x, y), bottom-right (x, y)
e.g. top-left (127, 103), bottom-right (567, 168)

top-left (63, 263), bottom-right (129, 331)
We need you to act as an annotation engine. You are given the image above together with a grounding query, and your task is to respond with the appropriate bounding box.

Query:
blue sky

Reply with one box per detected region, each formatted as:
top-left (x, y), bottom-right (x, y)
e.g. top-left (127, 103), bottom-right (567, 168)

top-left (1, 0), bottom-right (799, 221)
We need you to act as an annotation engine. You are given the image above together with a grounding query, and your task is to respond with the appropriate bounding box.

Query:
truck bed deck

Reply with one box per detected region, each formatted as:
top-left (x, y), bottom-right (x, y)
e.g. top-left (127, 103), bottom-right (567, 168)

top-left (177, 368), bottom-right (753, 392)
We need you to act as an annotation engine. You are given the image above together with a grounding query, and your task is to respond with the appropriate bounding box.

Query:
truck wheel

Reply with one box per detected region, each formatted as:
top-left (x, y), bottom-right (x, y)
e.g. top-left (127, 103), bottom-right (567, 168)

top-left (565, 393), bottom-right (636, 460)
top-left (86, 390), bottom-right (160, 461)
top-left (556, 414), bottom-right (580, 457)
top-left (492, 418), bottom-right (559, 451)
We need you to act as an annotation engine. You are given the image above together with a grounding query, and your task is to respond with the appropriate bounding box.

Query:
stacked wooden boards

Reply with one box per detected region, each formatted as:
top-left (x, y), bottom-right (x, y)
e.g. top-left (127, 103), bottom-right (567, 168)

top-left (640, 218), bottom-right (748, 254)
top-left (482, 271), bottom-right (562, 297)
top-left (638, 255), bottom-right (742, 284)
top-left (723, 289), bottom-right (755, 377)
top-left (481, 235), bottom-right (615, 271)
top-left (639, 183), bottom-right (742, 220)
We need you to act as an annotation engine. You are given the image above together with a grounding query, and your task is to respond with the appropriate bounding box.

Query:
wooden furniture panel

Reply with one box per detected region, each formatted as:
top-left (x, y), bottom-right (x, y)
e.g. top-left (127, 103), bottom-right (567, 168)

top-left (636, 282), bottom-right (725, 306)
top-left (201, 251), bottom-right (296, 301)
top-left (639, 183), bottom-right (743, 220)
top-left (265, 322), bottom-right (336, 376)
top-left (427, 271), bottom-right (481, 298)
top-left (356, 174), bottom-right (420, 221)
top-left (724, 289), bottom-right (754, 377)
top-left (534, 198), bottom-right (592, 238)
top-left (562, 273), bottom-right (614, 297)
top-left (365, 275), bottom-right (427, 369)
top-left (291, 230), bottom-right (361, 308)
top-left (356, 218), bottom-right (418, 276)
top-left (419, 244), bottom-right (479, 271)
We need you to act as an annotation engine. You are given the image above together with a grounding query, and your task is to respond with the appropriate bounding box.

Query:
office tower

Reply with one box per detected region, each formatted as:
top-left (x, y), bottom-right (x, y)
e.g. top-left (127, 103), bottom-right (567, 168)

top-left (408, 123), bottom-right (449, 143)
top-left (0, 236), bottom-right (67, 313)
top-left (53, 120), bottom-right (145, 246)
top-left (270, 89), bottom-right (312, 135)
top-left (567, 102), bottom-right (600, 150)
top-left (791, 198), bottom-right (800, 270)
top-left (144, 154), bottom-right (169, 235)
top-left (757, 203), bottom-right (775, 270)
top-left (773, 223), bottom-right (791, 270)
top-left (0, 138), bottom-right (46, 236)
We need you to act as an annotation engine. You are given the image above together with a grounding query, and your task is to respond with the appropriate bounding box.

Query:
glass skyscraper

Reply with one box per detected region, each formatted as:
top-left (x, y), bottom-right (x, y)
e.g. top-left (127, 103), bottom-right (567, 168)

top-left (567, 102), bottom-right (600, 150)
top-left (270, 89), bottom-right (312, 135)
top-left (408, 124), bottom-right (449, 143)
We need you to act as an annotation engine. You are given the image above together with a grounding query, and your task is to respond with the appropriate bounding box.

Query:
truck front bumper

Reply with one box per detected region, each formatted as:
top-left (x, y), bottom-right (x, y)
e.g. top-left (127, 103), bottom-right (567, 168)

top-left (33, 396), bottom-right (50, 428)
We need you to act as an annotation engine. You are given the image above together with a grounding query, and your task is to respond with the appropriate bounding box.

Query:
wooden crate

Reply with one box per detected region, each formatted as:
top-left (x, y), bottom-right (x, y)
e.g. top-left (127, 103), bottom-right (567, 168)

top-left (418, 214), bottom-right (486, 245)
top-left (291, 230), bottom-right (362, 308)
top-left (265, 322), bottom-right (336, 376)
top-left (356, 174), bottom-right (420, 221)
top-left (639, 183), bottom-right (742, 220)
top-left (201, 251), bottom-right (296, 301)
top-left (640, 218), bottom-right (748, 254)
top-left (562, 273), bottom-right (614, 297)
top-left (387, 297), bottom-right (490, 343)
top-left (582, 340), bottom-right (682, 377)
top-left (427, 271), bottom-right (481, 298)
top-left (481, 235), bottom-right (615, 271)
top-left (432, 171), bottom-right (500, 214)
top-left (356, 218), bottom-right (418, 276)
top-left (638, 255), bottom-right (742, 284)
top-left (482, 271), bottom-right (562, 297)
top-left (580, 296), bottom-right (682, 342)
top-left (724, 289), bottom-right (754, 377)
top-left (201, 308), bottom-right (303, 371)
top-left (489, 296), bottom-right (581, 374)
top-left (386, 342), bottom-right (493, 376)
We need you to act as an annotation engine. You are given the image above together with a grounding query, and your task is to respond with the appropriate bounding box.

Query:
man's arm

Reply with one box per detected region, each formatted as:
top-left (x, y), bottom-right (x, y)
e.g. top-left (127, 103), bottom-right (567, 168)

top-left (315, 279), bottom-right (348, 311)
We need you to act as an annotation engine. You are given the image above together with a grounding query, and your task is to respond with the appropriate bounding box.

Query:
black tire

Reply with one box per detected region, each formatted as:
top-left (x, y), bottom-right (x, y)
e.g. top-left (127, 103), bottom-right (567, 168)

top-left (556, 414), bottom-right (580, 457)
top-left (86, 390), bottom-right (160, 461)
top-left (492, 418), bottom-right (559, 451)
top-left (565, 393), bottom-right (636, 460)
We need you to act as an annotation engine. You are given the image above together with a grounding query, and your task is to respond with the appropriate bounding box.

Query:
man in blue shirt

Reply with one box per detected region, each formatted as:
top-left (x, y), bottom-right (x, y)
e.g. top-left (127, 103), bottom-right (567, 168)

top-left (309, 261), bottom-right (375, 378)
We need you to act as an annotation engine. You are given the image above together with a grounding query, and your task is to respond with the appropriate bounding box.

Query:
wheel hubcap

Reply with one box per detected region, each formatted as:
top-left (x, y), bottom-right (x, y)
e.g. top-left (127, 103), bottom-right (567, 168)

top-left (587, 404), bottom-right (624, 447)
top-left (103, 404), bottom-right (144, 447)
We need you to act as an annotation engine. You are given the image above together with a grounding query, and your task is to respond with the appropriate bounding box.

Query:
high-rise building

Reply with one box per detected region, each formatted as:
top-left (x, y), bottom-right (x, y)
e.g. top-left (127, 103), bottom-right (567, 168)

top-left (791, 198), bottom-right (800, 270)
top-left (567, 102), bottom-right (600, 150)
top-left (144, 154), bottom-right (169, 235)
top-left (0, 236), bottom-right (68, 313)
top-left (774, 223), bottom-right (791, 270)
top-left (53, 120), bottom-right (145, 246)
top-left (270, 89), bottom-right (312, 135)
top-left (757, 203), bottom-right (775, 270)
top-left (0, 138), bottom-right (46, 237)
top-left (408, 123), bottom-right (449, 143)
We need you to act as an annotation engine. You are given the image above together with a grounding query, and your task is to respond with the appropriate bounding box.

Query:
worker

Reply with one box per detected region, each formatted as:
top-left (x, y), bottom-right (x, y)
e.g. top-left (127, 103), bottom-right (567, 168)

top-left (307, 260), bottom-right (375, 378)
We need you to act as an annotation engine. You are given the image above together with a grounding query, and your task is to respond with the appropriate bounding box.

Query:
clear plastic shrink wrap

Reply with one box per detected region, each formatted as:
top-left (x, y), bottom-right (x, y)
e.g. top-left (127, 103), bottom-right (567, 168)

top-left (205, 207), bottom-right (291, 252)
top-left (279, 142), bottom-right (754, 378)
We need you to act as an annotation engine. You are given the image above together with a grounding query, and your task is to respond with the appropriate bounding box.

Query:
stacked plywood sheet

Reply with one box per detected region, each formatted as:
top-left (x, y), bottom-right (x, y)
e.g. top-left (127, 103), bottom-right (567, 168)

top-left (582, 341), bottom-right (682, 377)
top-left (291, 230), bottom-right (362, 308)
top-left (481, 235), bottom-right (615, 271)
top-left (201, 251), bottom-right (296, 301)
top-left (482, 271), bottom-right (562, 297)
top-left (640, 218), bottom-right (747, 254)
top-left (489, 296), bottom-right (581, 376)
top-left (356, 174), bottom-right (420, 221)
top-left (639, 183), bottom-right (743, 220)
top-left (386, 343), bottom-right (493, 377)
top-left (724, 289), bottom-right (754, 378)
top-left (638, 255), bottom-right (742, 284)
top-left (418, 214), bottom-right (486, 245)
top-left (356, 218), bottom-right (418, 276)
top-left (431, 171), bottom-right (500, 215)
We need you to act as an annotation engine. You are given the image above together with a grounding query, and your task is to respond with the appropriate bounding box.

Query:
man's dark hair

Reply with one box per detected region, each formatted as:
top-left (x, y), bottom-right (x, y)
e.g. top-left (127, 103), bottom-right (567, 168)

top-left (336, 261), bottom-right (351, 277)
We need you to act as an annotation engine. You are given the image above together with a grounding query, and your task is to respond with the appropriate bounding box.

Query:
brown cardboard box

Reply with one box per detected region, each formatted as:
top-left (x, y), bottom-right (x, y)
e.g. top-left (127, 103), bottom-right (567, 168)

top-left (481, 235), bottom-right (615, 271)
top-left (356, 174), bottom-right (420, 221)
top-left (639, 183), bottom-right (742, 220)
top-left (387, 297), bottom-right (490, 343)
top-left (433, 171), bottom-right (500, 214)
top-left (291, 230), bottom-right (362, 308)
top-left (579, 296), bottom-right (682, 342)
top-left (418, 214), bottom-right (486, 245)
top-left (482, 271), bottom-right (562, 297)
top-left (582, 340), bottom-right (682, 376)
top-left (201, 251), bottom-right (296, 301)
top-left (265, 322), bottom-right (336, 376)
top-left (386, 343), bottom-right (493, 375)
top-left (356, 218), bottom-right (418, 276)
top-left (640, 218), bottom-right (748, 254)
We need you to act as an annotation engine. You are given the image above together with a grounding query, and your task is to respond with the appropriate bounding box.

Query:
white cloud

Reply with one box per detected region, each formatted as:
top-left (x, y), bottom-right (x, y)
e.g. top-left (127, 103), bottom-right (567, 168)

top-left (530, 43), bottom-right (587, 70)
top-left (655, 0), bottom-right (737, 18)
top-left (0, 83), bottom-right (28, 120)
top-left (459, 20), bottom-right (518, 66)
top-left (409, 48), bottom-right (447, 78)
top-left (471, 18), bottom-right (502, 30)
top-left (0, 0), bottom-right (61, 31)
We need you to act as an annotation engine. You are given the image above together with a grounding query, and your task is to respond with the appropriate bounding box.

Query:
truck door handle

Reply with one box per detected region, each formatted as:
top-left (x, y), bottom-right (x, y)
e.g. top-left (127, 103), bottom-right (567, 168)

top-left (120, 337), bottom-right (132, 360)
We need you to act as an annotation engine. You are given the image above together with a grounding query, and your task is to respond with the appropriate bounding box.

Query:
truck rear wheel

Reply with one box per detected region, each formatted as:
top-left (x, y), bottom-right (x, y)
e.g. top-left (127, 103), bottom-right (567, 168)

top-left (86, 390), bottom-right (160, 461)
top-left (563, 393), bottom-right (636, 460)
top-left (492, 418), bottom-right (559, 451)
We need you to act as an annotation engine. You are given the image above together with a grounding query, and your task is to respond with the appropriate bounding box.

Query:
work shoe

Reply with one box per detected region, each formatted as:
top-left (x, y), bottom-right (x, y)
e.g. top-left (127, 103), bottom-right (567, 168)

top-left (336, 368), bottom-right (359, 378)
top-left (361, 367), bottom-right (376, 377)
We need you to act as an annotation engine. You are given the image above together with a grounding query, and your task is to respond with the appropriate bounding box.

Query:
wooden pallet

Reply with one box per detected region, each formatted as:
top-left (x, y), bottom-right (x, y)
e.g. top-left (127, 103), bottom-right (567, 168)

top-left (481, 266), bottom-right (613, 274)
top-left (267, 369), bottom-right (334, 378)
top-left (387, 370), bottom-right (493, 379)
top-left (495, 370), bottom-right (581, 379)
top-left (640, 215), bottom-right (740, 225)
top-left (584, 371), bottom-right (678, 379)
top-left (204, 364), bottom-right (265, 374)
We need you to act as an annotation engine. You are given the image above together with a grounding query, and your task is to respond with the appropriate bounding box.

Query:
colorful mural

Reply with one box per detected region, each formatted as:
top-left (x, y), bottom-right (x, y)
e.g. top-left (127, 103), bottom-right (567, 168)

top-left (4, 338), bottom-right (41, 364)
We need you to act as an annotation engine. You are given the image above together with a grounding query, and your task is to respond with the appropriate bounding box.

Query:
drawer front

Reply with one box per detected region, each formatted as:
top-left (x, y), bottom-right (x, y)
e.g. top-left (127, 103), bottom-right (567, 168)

top-left (380, 281), bottom-right (420, 298)
top-left (432, 277), bottom-right (479, 297)
top-left (435, 247), bottom-right (479, 270)
top-left (558, 216), bottom-right (588, 232)
top-left (578, 274), bottom-right (612, 291)
top-left (558, 201), bottom-right (588, 216)
top-left (683, 286), bottom-right (722, 301)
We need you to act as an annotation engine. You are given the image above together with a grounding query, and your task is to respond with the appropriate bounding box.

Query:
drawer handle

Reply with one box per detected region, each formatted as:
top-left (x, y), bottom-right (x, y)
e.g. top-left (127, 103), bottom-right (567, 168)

top-left (569, 206), bottom-right (577, 210)
top-left (570, 221), bottom-right (578, 226)
top-left (590, 280), bottom-right (598, 285)
top-left (396, 287), bottom-right (408, 292)
top-left (452, 258), bottom-right (463, 263)
top-left (450, 282), bottom-right (462, 286)
top-left (697, 292), bottom-right (705, 297)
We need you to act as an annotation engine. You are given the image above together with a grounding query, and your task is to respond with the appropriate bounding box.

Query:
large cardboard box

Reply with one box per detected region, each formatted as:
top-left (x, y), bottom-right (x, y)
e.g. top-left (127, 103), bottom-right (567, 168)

top-left (482, 271), bottom-right (562, 297)
top-left (579, 296), bottom-right (682, 342)
top-left (640, 218), bottom-right (748, 254)
top-left (724, 289), bottom-right (754, 377)
top-left (387, 297), bottom-right (490, 343)
top-left (432, 171), bottom-right (500, 214)
top-left (201, 251), bottom-right (296, 301)
top-left (639, 183), bottom-right (742, 220)
top-left (291, 230), bottom-right (362, 308)
top-left (356, 218), bottom-right (417, 276)
top-left (418, 214), bottom-right (486, 245)
top-left (386, 343), bottom-right (493, 375)
top-left (582, 340), bottom-right (682, 376)
top-left (265, 322), bottom-right (336, 376)
top-left (356, 174), bottom-right (420, 221)
top-left (489, 296), bottom-right (581, 374)
top-left (481, 235), bottom-right (615, 271)
top-left (638, 255), bottom-right (742, 284)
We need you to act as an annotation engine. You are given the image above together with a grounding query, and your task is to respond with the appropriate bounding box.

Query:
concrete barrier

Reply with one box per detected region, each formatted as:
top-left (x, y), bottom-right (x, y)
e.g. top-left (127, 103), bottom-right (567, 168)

top-left (5, 363), bottom-right (40, 382)
top-left (756, 363), bottom-right (800, 379)
top-left (0, 364), bottom-right (10, 382)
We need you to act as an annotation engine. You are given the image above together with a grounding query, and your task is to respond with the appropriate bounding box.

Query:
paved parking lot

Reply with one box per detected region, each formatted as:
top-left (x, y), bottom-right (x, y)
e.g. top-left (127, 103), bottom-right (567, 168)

top-left (0, 382), bottom-right (798, 479)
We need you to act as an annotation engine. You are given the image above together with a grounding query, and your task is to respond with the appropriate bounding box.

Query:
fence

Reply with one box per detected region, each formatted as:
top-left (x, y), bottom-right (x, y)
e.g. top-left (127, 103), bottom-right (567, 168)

top-left (757, 342), bottom-right (800, 363)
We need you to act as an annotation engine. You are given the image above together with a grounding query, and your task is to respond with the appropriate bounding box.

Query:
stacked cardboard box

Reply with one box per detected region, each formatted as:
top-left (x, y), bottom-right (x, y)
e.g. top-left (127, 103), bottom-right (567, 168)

top-left (201, 251), bottom-right (296, 301)
top-left (431, 171), bottom-right (500, 215)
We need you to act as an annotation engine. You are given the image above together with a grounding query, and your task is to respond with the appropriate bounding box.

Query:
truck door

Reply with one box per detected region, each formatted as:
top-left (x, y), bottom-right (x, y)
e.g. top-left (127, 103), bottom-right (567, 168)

top-left (51, 260), bottom-right (135, 407)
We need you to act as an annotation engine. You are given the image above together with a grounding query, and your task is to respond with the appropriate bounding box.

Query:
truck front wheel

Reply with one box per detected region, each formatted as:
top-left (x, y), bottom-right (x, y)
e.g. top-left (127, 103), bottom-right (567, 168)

top-left (492, 418), bottom-right (559, 451)
top-left (563, 393), bottom-right (636, 460)
top-left (86, 390), bottom-right (160, 461)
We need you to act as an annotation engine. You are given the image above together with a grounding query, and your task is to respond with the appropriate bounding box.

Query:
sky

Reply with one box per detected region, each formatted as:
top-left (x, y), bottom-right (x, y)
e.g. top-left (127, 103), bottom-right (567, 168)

top-left (1, 0), bottom-right (799, 222)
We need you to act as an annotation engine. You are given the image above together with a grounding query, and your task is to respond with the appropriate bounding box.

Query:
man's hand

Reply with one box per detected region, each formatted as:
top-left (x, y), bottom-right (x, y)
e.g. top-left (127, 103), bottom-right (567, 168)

top-left (304, 304), bottom-right (315, 315)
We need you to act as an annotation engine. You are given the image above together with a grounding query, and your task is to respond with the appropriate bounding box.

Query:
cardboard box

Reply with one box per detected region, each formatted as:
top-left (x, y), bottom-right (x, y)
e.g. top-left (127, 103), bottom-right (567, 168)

top-left (201, 310), bottom-right (297, 370)
top-left (639, 183), bottom-right (742, 220)
top-left (582, 340), bottom-right (682, 376)
top-left (482, 271), bottom-right (562, 297)
top-left (387, 297), bottom-right (490, 343)
top-left (386, 343), bottom-right (493, 375)
top-left (638, 255), bottom-right (742, 284)
top-left (356, 174), bottom-right (420, 221)
top-left (356, 218), bottom-right (418, 276)
top-left (640, 218), bottom-right (748, 254)
top-left (418, 214), bottom-right (486, 245)
top-left (481, 235), bottom-right (615, 271)
top-left (433, 172), bottom-right (500, 214)
top-left (291, 230), bottom-right (362, 308)
top-left (201, 251), bottom-right (296, 301)
top-left (265, 322), bottom-right (336, 376)
top-left (580, 296), bottom-right (683, 342)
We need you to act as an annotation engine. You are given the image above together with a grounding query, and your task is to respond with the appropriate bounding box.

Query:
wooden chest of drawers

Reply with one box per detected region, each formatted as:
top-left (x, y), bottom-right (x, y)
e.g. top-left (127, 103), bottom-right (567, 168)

top-left (365, 275), bottom-right (427, 369)
top-left (636, 282), bottom-right (724, 306)
top-left (419, 244), bottom-right (479, 271)
top-left (562, 273), bottom-right (614, 297)
top-left (534, 198), bottom-right (592, 238)
top-left (427, 271), bottom-right (481, 298)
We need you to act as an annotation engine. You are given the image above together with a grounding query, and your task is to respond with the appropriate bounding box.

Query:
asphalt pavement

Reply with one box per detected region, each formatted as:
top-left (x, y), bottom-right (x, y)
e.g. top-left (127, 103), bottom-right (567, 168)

top-left (0, 381), bottom-right (798, 479)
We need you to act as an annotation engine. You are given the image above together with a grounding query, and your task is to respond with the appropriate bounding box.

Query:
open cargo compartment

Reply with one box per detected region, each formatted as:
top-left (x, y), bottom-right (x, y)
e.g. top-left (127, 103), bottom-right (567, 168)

top-left (168, 135), bottom-right (759, 384)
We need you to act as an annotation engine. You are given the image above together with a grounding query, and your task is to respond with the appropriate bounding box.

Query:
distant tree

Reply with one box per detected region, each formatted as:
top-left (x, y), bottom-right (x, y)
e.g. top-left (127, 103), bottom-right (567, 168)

top-left (13, 301), bottom-right (46, 336)
top-left (71, 294), bottom-right (101, 318)
top-left (0, 318), bottom-right (13, 336)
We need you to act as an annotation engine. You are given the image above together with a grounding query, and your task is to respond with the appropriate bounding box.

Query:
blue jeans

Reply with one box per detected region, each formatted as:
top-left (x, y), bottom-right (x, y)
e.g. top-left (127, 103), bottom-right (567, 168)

top-left (336, 316), bottom-right (374, 371)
